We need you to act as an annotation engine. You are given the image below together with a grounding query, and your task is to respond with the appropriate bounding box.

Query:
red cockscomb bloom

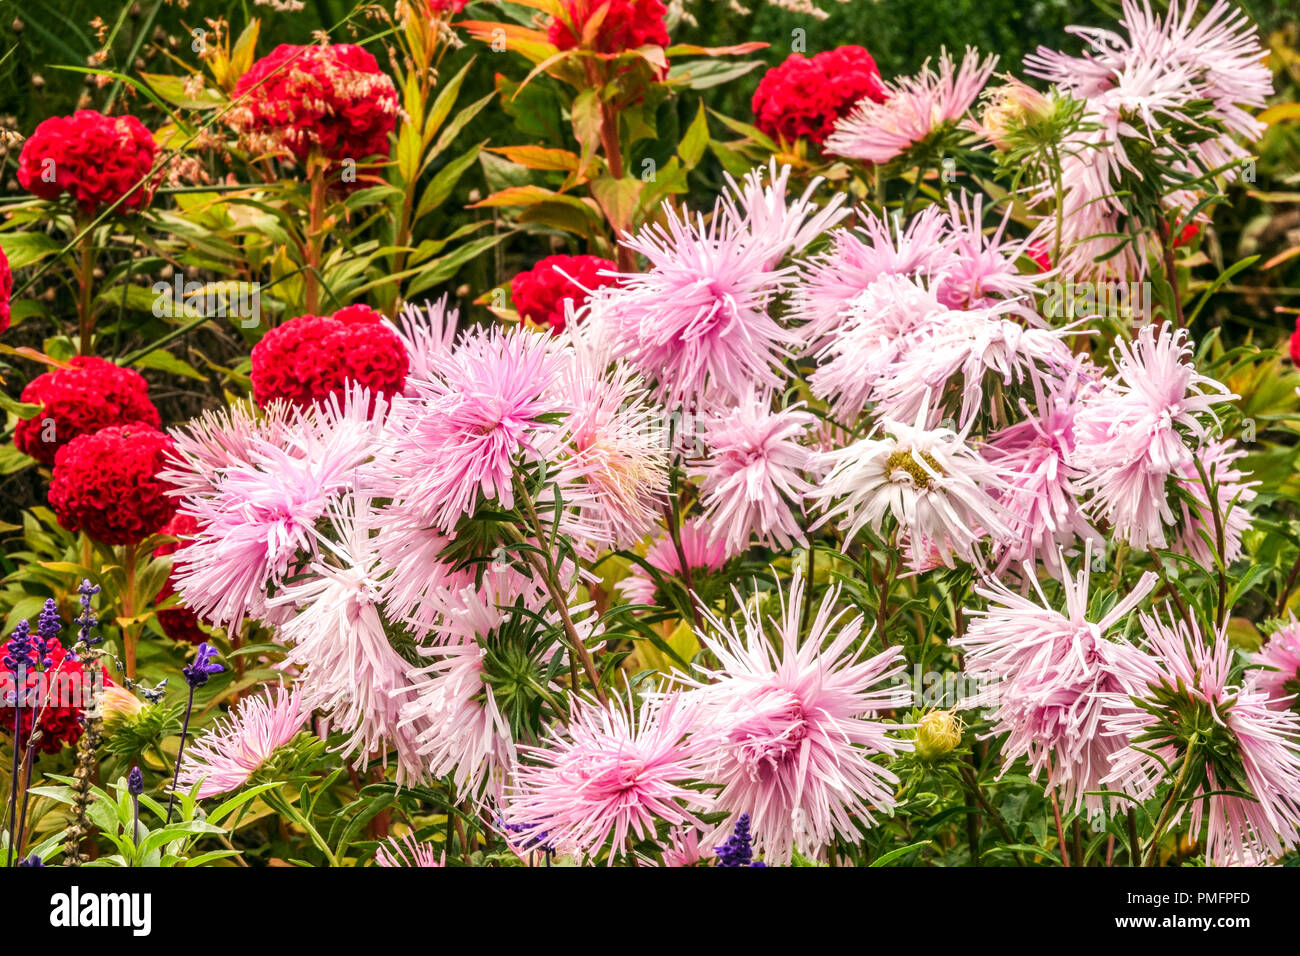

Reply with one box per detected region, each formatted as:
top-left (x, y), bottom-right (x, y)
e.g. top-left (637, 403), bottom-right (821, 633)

top-left (153, 513), bottom-right (207, 645)
top-left (1, 635), bottom-right (104, 754)
top-left (511, 254), bottom-right (620, 332)
top-left (17, 110), bottom-right (159, 214)
top-left (548, 0), bottom-right (670, 54)
top-left (48, 423), bottom-right (177, 546)
top-left (752, 46), bottom-right (887, 147)
top-left (250, 305), bottom-right (409, 409)
top-left (230, 44), bottom-right (399, 165)
top-left (14, 357), bottom-right (160, 467)
top-left (1290, 320), bottom-right (1300, 367)
top-left (0, 245), bottom-right (11, 334)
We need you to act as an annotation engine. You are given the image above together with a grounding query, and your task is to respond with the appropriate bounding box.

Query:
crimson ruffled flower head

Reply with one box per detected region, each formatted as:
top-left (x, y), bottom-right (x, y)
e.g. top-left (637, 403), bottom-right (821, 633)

top-left (511, 253), bottom-right (620, 332)
top-left (230, 44), bottom-right (399, 165)
top-left (153, 512), bottom-right (207, 645)
top-left (0, 245), bottom-right (11, 334)
top-left (752, 46), bottom-right (887, 147)
top-left (548, 0), bottom-right (670, 54)
top-left (17, 109), bottom-right (159, 214)
top-left (250, 304), bottom-right (409, 409)
top-left (1, 633), bottom-right (103, 754)
top-left (14, 356), bottom-right (160, 467)
top-left (48, 422), bottom-right (177, 545)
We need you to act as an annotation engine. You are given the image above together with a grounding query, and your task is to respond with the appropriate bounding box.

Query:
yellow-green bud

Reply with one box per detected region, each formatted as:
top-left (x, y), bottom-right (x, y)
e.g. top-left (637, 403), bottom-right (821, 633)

top-left (915, 710), bottom-right (963, 761)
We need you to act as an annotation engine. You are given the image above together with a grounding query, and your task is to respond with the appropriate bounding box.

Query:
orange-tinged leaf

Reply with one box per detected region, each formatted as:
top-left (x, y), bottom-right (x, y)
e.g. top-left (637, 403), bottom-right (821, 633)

top-left (486, 145), bottom-right (581, 172)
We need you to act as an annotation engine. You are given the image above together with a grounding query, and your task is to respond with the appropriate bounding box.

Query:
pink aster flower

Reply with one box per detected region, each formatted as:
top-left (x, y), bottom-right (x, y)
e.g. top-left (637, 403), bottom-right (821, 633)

top-left (271, 493), bottom-right (429, 785)
top-left (679, 569), bottom-right (910, 864)
top-left (691, 392), bottom-right (816, 554)
top-left (1104, 609), bottom-right (1300, 866)
top-left (1025, 1), bottom-right (1271, 279)
top-left (392, 296), bottom-right (458, 394)
top-left (826, 47), bottom-right (998, 165)
top-left (619, 516), bottom-right (732, 607)
top-left (1249, 620), bottom-right (1300, 712)
top-left (808, 403), bottom-right (1011, 566)
top-left (809, 272), bottom-right (952, 422)
top-left (983, 376), bottom-right (1101, 577)
top-left (544, 326), bottom-right (670, 552)
top-left (177, 683), bottom-right (311, 798)
top-left (503, 692), bottom-right (713, 864)
top-left (1171, 438), bottom-right (1257, 566)
top-left (1073, 324), bottom-right (1235, 549)
top-left (603, 163), bottom-right (839, 405)
top-left (654, 826), bottom-right (711, 867)
top-left (934, 192), bottom-right (1051, 313)
top-left (163, 386), bottom-right (385, 631)
top-left (870, 297), bottom-right (1079, 429)
top-left (957, 554), bottom-right (1156, 813)
top-left (373, 324), bottom-right (565, 532)
top-left (400, 585), bottom-right (520, 799)
top-left (374, 834), bottom-right (444, 867)
top-left (793, 205), bottom-right (954, 351)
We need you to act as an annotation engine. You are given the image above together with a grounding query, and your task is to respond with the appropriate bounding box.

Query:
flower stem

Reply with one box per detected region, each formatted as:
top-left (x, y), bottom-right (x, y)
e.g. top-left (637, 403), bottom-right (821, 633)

top-left (75, 225), bottom-right (97, 355)
top-left (165, 684), bottom-right (196, 824)
top-left (1144, 744), bottom-right (1195, 867)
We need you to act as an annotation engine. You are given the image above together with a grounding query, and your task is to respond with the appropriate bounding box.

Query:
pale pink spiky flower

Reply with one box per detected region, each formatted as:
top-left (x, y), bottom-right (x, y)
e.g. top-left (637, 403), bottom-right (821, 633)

top-left (1104, 608), bottom-right (1300, 866)
top-left (543, 325), bottom-right (670, 552)
top-left (679, 569), bottom-right (910, 865)
top-left (270, 492), bottom-right (430, 786)
top-left (503, 692), bottom-right (713, 864)
top-left (983, 377), bottom-right (1101, 577)
top-left (372, 323), bottom-right (566, 532)
top-left (1072, 324), bottom-right (1234, 549)
top-left (163, 386), bottom-right (385, 631)
top-left (1171, 438), bottom-right (1257, 566)
top-left (604, 163), bottom-right (841, 405)
top-left (826, 47), bottom-right (998, 165)
top-left (869, 297), bottom-right (1079, 429)
top-left (399, 584), bottom-right (519, 800)
top-left (808, 403), bottom-right (1011, 566)
top-left (934, 192), bottom-right (1051, 313)
top-left (1025, 1), bottom-right (1271, 279)
top-left (691, 392), bottom-right (816, 554)
top-left (177, 683), bottom-right (311, 798)
top-left (1248, 619), bottom-right (1300, 713)
top-left (619, 516), bottom-right (732, 607)
top-left (793, 205), bottom-right (955, 350)
top-left (809, 273), bottom-right (952, 422)
top-left (957, 555), bottom-right (1156, 813)
top-left (374, 834), bottom-right (444, 867)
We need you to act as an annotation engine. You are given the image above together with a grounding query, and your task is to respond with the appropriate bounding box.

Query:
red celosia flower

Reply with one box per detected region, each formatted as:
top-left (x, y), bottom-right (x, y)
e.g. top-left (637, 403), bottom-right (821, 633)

top-left (0, 636), bottom-right (105, 754)
top-left (230, 44), bottom-right (399, 165)
top-left (1290, 321), bottom-right (1300, 366)
top-left (424, 0), bottom-right (468, 13)
top-left (48, 423), bottom-right (177, 546)
top-left (548, 0), bottom-right (670, 54)
top-left (511, 254), bottom-right (620, 332)
top-left (17, 110), bottom-right (159, 214)
top-left (153, 513), bottom-right (207, 645)
top-left (752, 46), bottom-right (887, 147)
top-left (250, 305), bottom-right (409, 409)
top-left (1026, 242), bottom-right (1052, 272)
top-left (1173, 222), bottom-right (1200, 248)
top-left (14, 356), bottom-right (160, 467)
top-left (0, 245), bottom-right (11, 334)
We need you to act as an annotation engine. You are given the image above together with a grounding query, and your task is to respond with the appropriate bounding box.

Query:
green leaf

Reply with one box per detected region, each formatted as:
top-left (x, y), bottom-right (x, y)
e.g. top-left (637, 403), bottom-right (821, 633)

top-left (678, 102), bottom-right (709, 169)
top-left (131, 349), bottom-right (209, 382)
top-left (869, 841), bottom-right (933, 866)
